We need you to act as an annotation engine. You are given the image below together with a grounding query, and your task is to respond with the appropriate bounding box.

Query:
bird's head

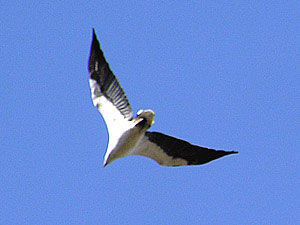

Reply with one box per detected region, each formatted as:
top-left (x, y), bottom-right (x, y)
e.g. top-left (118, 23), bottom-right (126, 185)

top-left (136, 109), bottom-right (155, 127)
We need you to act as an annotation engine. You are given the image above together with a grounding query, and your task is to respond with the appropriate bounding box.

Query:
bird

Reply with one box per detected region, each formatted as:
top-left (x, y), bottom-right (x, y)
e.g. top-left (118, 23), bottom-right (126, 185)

top-left (88, 29), bottom-right (238, 167)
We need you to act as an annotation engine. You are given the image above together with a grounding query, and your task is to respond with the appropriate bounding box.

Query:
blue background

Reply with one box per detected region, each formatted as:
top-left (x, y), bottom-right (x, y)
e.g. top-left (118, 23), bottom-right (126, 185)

top-left (1, 1), bottom-right (299, 224)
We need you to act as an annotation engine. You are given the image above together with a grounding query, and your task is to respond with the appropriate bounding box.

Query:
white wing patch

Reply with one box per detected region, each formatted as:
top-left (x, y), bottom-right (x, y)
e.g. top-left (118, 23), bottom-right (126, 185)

top-left (89, 79), bottom-right (134, 152)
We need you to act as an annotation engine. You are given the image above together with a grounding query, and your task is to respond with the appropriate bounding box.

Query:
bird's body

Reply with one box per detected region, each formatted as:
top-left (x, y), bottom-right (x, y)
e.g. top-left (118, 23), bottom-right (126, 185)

top-left (88, 29), bottom-right (237, 167)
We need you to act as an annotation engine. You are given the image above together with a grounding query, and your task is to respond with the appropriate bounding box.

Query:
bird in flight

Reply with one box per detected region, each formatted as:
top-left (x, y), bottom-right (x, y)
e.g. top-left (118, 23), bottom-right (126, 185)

top-left (88, 29), bottom-right (238, 167)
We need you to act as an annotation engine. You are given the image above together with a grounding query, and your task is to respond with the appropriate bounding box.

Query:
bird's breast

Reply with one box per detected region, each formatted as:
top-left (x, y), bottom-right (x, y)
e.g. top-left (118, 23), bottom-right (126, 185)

top-left (104, 126), bottom-right (145, 165)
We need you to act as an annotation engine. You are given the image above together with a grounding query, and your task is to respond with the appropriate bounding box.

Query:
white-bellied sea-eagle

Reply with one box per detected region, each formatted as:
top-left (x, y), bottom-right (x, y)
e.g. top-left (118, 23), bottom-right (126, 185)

top-left (88, 29), bottom-right (238, 167)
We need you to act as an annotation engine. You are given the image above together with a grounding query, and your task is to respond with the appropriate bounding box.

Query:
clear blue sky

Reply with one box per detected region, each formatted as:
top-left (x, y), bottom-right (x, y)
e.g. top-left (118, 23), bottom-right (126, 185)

top-left (1, 1), bottom-right (299, 224)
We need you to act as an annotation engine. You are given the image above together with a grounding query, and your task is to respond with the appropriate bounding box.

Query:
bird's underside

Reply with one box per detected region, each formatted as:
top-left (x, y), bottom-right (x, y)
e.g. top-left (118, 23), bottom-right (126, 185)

top-left (88, 29), bottom-right (238, 167)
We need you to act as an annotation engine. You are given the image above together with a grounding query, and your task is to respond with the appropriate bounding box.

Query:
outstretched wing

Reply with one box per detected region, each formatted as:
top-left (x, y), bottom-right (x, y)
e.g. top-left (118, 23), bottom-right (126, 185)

top-left (88, 29), bottom-right (132, 121)
top-left (134, 132), bottom-right (238, 166)
top-left (88, 29), bottom-right (133, 135)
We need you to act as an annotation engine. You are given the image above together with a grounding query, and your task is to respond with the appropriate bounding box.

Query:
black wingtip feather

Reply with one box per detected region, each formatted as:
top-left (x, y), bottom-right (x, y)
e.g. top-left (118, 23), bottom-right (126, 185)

top-left (230, 151), bottom-right (239, 154)
top-left (92, 28), bottom-right (97, 43)
top-left (88, 29), bottom-right (102, 74)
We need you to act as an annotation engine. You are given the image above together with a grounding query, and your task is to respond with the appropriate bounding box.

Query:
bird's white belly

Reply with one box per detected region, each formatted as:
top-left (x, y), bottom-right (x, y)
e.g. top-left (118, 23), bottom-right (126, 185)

top-left (104, 126), bottom-right (144, 166)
